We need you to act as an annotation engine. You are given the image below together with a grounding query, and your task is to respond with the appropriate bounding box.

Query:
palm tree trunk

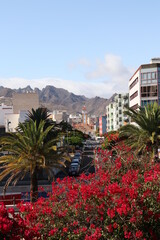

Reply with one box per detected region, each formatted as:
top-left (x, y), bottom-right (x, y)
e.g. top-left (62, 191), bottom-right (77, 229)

top-left (30, 166), bottom-right (38, 203)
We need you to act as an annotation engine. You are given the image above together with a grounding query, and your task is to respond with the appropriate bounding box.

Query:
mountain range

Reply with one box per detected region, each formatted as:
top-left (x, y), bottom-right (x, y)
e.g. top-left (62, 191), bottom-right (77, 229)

top-left (0, 85), bottom-right (116, 116)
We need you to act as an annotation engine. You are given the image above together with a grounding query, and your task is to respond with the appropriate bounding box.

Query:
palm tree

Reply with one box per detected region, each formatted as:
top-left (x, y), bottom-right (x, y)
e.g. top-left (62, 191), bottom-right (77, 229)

top-left (26, 107), bottom-right (54, 129)
top-left (0, 120), bottom-right (69, 202)
top-left (25, 108), bottom-right (68, 141)
top-left (119, 102), bottom-right (160, 156)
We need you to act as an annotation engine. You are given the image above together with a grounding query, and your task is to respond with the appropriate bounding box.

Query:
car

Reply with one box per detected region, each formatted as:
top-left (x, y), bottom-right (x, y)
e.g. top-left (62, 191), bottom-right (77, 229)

top-left (71, 158), bottom-right (81, 165)
top-left (74, 152), bottom-right (82, 160)
top-left (74, 152), bottom-right (81, 157)
top-left (69, 163), bottom-right (80, 176)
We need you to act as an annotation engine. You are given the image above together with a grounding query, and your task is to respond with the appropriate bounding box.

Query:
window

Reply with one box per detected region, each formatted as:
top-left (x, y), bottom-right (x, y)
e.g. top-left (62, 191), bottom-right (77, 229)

top-left (141, 73), bottom-right (148, 79)
top-left (119, 110), bottom-right (122, 114)
top-left (131, 104), bottom-right (138, 110)
top-left (141, 72), bottom-right (157, 83)
top-left (141, 86), bottom-right (157, 97)
top-left (141, 99), bottom-right (157, 107)
top-left (130, 91), bottom-right (138, 101)
top-left (151, 72), bottom-right (156, 79)
top-left (129, 77), bottom-right (138, 90)
top-left (148, 73), bottom-right (151, 79)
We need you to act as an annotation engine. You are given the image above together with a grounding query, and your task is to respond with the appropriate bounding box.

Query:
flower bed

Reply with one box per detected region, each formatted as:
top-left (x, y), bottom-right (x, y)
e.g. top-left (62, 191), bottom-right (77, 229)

top-left (1, 143), bottom-right (160, 239)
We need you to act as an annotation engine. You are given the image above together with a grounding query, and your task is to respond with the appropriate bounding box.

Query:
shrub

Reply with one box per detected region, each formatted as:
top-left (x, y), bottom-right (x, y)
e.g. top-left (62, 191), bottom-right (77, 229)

top-left (16, 142), bottom-right (160, 239)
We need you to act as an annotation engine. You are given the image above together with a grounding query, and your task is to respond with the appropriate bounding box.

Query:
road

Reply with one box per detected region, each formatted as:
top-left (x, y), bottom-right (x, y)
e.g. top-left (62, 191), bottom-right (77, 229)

top-left (80, 148), bottom-right (95, 175)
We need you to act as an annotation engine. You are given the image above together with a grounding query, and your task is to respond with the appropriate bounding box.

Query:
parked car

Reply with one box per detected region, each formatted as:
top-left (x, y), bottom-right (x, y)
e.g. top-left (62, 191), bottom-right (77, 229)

top-left (74, 152), bottom-right (82, 159)
top-left (71, 158), bottom-right (81, 165)
top-left (69, 163), bottom-right (80, 176)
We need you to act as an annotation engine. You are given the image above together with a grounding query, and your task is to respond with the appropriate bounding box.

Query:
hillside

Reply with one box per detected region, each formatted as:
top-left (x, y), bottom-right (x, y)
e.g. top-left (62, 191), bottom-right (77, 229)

top-left (0, 85), bottom-right (116, 116)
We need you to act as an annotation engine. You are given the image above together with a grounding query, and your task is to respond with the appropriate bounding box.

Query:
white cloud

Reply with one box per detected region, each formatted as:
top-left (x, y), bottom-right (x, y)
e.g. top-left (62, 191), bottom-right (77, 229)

top-left (78, 58), bottom-right (90, 67)
top-left (86, 54), bottom-right (134, 93)
top-left (68, 58), bottom-right (90, 70)
top-left (0, 76), bottom-right (117, 98)
top-left (0, 54), bottom-right (134, 99)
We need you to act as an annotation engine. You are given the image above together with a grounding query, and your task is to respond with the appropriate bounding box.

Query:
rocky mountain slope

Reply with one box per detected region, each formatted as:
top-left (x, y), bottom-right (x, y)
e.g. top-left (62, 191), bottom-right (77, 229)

top-left (0, 85), bottom-right (116, 116)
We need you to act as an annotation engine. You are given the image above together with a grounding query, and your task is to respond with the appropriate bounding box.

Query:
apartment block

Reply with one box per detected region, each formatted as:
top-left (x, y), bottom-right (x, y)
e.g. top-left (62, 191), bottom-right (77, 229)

top-left (12, 92), bottom-right (39, 114)
top-left (68, 114), bottom-right (82, 125)
top-left (5, 110), bottom-right (28, 132)
top-left (99, 116), bottom-right (107, 136)
top-left (129, 58), bottom-right (160, 109)
top-left (52, 110), bottom-right (69, 123)
top-left (0, 103), bottom-right (13, 126)
top-left (106, 93), bottom-right (129, 132)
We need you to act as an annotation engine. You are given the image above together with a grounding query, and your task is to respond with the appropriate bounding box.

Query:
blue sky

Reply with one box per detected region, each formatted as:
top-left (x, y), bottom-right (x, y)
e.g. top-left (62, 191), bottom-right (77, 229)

top-left (0, 0), bottom-right (160, 98)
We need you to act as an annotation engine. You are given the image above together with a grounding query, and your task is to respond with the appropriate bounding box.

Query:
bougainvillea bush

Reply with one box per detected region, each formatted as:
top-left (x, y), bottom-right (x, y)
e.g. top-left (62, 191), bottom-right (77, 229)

top-left (1, 142), bottom-right (160, 239)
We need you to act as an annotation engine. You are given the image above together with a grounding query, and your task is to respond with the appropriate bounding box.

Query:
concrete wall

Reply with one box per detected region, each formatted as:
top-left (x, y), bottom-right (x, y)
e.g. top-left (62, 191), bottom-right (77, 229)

top-left (5, 113), bottom-right (19, 132)
top-left (5, 111), bottom-right (29, 132)
top-left (129, 71), bottom-right (140, 108)
top-left (12, 93), bottom-right (39, 114)
top-left (0, 104), bottom-right (13, 126)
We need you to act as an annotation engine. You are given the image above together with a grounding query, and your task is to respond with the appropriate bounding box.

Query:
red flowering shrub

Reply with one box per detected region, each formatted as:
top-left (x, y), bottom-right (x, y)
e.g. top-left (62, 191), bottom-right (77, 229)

top-left (1, 142), bottom-right (160, 239)
top-left (102, 132), bottom-right (119, 150)
top-left (0, 203), bottom-right (38, 239)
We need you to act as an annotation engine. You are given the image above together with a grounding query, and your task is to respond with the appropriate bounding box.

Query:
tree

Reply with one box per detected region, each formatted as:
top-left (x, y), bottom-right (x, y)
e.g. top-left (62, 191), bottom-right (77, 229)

top-left (119, 102), bottom-right (160, 156)
top-left (69, 136), bottom-right (83, 146)
top-left (26, 107), bottom-right (54, 129)
top-left (0, 120), bottom-right (69, 202)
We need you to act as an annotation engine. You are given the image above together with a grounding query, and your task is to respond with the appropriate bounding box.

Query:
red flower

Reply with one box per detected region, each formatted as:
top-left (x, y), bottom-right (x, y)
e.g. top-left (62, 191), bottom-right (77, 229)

top-left (107, 224), bottom-right (113, 233)
top-left (107, 208), bottom-right (115, 218)
top-left (135, 230), bottom-right (143, 238)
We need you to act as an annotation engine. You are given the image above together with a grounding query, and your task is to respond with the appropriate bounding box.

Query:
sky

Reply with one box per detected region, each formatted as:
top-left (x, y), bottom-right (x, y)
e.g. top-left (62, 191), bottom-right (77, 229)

top-left (0, 0), bottom-right (160, 98)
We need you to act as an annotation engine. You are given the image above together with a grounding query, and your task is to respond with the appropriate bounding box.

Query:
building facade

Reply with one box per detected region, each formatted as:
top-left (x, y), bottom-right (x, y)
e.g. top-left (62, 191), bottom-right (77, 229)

top-left (52, 110), bottom-right (68, 123)
top-left (5, 110), bottom-right (28, 132)
top-left (0, 103), bottom-right (13, 126)
top-left (106, 93), bottom-right (129, 132)
top-left (99, 116), bottom-right (107, 136)
top-left (129, 58), bottom-right (160, 109)
top-left (12, 92), bottom-right (39, 114)
top-left (82, 106), bottom-right (87, 125)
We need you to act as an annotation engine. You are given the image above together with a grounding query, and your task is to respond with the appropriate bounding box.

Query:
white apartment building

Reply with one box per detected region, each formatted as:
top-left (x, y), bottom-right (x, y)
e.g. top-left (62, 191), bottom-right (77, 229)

top-left (68, 114), bottom-right (82, 124)
top-left (129, 58), bottom-right (160, 109)
top-left (106, 93), bottom-right (129, 132)
top-left (52, 110), bottom-right (69, 123)
top-left (5, 110), bottom-right (28, 132)
top-left (0, 103), bottom-right (13, 126)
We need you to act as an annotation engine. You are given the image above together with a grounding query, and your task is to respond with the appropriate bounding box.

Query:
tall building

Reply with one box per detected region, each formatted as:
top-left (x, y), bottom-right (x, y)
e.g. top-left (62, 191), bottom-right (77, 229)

top-left (106, 93), bottom-right (129, 131)
top-left (4, 92), bottom-right (39, 132)
top-left (12, 92), bottom-right (39, 114)
top-left (82, 106), bottom-right (87, 125)
top-left (129, 58), bottom-right (160, 109)
top-left (0, 103), bottom-right (13, 126)
top-left (52, 110), bottom-right (68, 123)
top-left (99, 116), bottom-right (107, 136)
